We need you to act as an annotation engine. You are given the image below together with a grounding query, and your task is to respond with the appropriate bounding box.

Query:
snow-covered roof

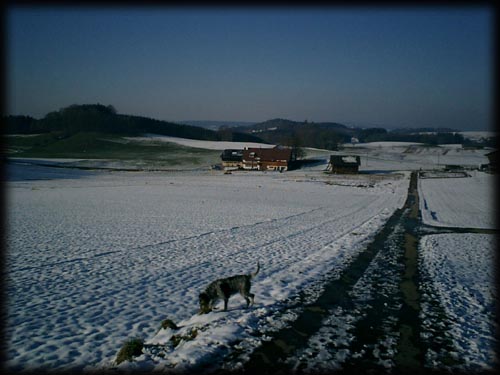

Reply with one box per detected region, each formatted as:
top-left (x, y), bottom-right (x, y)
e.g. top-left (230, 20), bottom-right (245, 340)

top-left (330, 155), bottom-right (360, 166)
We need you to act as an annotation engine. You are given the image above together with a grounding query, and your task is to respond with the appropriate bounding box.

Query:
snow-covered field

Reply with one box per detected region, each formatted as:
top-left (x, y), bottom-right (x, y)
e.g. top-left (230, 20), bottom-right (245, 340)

top-left (8, 136), bottom-right (491, 174)
top-left (125, 134), bottom-right (276, 150)
top-left (417, 168), bottom-right (497, 370)
top-left (4, 138), bottom-right (497, 372)
top-left (459, 131), bottom-right (497, 141)
top-left (5, 165), bottom-right (408, 372)
top-left (343, 142), bottom-right (490, 172)
top-left (290, 221), bottom-right (406, 372)
top-left (418, 171), bottom-right (496, 229)
top-left (419, 233), bottom-right (497, 371)
top-left (124, 135), bottom-right (491, 173)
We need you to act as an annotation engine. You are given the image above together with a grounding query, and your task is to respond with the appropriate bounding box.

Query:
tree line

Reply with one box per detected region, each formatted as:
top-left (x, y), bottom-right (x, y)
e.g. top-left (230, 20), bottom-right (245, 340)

top-left (3, 104), bottom-right (262, 143)
top-left (4, 104), bottom-right (495, 149)
top-left (357, 127), bottom-right (496, 148)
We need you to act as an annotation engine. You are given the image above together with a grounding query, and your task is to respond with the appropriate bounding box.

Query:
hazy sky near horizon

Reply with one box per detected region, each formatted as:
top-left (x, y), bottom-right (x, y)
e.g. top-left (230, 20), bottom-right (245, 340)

top-left (7, 6), bottom-right (493, 130)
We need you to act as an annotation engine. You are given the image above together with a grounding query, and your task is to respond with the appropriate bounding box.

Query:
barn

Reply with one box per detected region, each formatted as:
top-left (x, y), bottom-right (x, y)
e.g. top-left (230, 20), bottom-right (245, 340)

top-left (328, 155), bottom-right (361, 174)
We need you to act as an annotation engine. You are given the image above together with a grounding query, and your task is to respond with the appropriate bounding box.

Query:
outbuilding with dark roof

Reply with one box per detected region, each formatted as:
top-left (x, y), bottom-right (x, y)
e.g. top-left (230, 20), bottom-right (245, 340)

top-left (328, 155), bottom-right (361, 174)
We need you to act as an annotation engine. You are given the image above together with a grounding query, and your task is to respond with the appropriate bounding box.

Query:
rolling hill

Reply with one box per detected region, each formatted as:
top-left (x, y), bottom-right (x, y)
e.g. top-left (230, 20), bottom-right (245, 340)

top-left (4, 104), bottom-right (495, 161)
top-left (3, 104), bottom-right (262, 144)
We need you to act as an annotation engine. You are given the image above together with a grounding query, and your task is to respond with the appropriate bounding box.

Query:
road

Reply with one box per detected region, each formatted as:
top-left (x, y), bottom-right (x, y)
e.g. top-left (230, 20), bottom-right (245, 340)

top-left (219, 171), bottom-right (492, 374)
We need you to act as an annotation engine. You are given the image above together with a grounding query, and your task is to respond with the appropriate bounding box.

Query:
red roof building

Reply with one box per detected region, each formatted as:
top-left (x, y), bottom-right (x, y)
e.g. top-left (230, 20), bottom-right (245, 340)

top-left (242, 146), bottom-right (294, 171)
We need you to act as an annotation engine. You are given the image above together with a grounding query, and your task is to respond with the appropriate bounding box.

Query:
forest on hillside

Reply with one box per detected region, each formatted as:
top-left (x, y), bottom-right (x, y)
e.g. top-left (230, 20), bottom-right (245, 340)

top-left (236, 118), bottom-right (496, 149)
top-left (4, 104), bottom-right (496, 150)
top-left (3, 104), bottom-right (262, 144)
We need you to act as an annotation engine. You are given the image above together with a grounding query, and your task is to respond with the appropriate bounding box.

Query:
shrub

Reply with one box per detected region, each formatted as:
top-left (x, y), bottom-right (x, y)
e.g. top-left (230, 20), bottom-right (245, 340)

top-left (116, 337), bottom-right (144, 365)
top-left (161, 319), bottom-right (179, 330)
top-left (169, 328), bottom-right (198, 348)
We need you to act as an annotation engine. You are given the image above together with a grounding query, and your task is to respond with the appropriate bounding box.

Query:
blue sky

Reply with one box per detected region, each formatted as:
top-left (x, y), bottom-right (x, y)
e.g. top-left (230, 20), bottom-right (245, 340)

top-left (6, 6), bottom-right (493, 130)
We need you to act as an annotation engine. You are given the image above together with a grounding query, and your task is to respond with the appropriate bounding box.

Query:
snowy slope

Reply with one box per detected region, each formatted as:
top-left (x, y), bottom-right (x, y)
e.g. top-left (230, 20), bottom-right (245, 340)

top-left (459, 131), bottom-right (497, 141)
top-left (342, 143), bottom-right (490, 172)
top-left (125, 134), bottom-right (276, 150)
top-left (5, 168), bottom-right (409, 372)
top-left (418, 172), bottom-right (495, 229)
top-left (419, 233), bottom-right (497, 371)
top-left (5, 137), bottom-right (496, 372)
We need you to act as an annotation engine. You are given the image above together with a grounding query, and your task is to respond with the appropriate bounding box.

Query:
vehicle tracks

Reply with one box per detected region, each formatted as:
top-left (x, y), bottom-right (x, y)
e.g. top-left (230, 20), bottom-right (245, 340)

top-left (230, 171), bottom-right (466, 374)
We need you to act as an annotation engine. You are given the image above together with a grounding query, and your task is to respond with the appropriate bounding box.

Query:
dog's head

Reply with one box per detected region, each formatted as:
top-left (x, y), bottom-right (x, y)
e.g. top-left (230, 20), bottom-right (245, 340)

top-left (198, 292), bottom-right (212, 314)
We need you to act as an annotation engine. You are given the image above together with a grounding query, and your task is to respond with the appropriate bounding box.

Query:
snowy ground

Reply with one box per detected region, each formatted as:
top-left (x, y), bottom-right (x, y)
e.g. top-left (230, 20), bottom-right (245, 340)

top-left (7, 137), bottom-right (491, 174)
top-left (417, 168), bottom-right (498, 371)
top-left (459, 131), bottom-right (497, 141)
top-left (124, 135), bottom-right (491, 173)
top-left (419, 233), bottom-right (497, 371)
top-left (418, 171), bottom-right (496, 229)
top-left (125, 134), bottom-right (276, 150)
top-left (4, 138), bottom-right (496, 372)
top-left (345, 143), bottom-right (490, 172)
top-left (131, 136), bottom-right (492, 173)
top-left (289, 221), bottom-right (406, 372)
top-left (4, 164), bottom-right (408, 372)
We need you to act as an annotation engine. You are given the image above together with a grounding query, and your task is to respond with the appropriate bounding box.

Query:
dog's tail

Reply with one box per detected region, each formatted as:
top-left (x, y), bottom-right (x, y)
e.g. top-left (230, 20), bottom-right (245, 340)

top-left (251, 261), bottom-right (260, 279)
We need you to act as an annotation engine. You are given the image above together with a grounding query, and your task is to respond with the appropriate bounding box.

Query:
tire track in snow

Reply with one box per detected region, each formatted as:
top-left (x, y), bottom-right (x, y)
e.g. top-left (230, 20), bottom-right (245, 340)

top-left (238, 172), bottom-right (416, 373)
top-left (10, 195), bottom-right (375, 276)
top-left (5, 172), bottom-right (408, 372)
top-left (8, 207), bottom-right (325, 273)
top-left (7, 196), bottom-right (393, 371)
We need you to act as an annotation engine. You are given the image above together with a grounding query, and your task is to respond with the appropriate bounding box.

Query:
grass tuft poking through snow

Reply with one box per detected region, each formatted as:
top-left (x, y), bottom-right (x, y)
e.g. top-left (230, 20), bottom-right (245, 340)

top-left (115, 338), bottom-right (144, 365)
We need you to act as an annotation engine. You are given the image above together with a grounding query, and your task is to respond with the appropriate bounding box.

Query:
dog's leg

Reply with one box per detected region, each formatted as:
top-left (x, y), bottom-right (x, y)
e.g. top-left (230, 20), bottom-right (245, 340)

top-left (249, 292), bottom-right (255, 306)
top-left (243, 292), bottom-right (254, 307)
top-left (242, 278), bottom-right (254, 308)
top-left (220, 282), bottom-right (231, 311)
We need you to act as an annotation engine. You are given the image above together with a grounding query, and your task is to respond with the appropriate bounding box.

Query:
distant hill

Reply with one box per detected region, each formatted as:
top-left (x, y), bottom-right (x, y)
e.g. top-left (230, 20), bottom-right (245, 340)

top-left (176, 120), bottom-right (256, 131)
top-left (3, 104), bottom-right (262, 144)
top-left (236, 118), bottom-right (352, 134)
top-left (390, 127), bottom-right (459, 134)
top-left (4, 106), bottom-right (495, 153)
top-left (232, 118), bottom-right (495, 149)
top-left (232, 118), bottom-right (358, 150)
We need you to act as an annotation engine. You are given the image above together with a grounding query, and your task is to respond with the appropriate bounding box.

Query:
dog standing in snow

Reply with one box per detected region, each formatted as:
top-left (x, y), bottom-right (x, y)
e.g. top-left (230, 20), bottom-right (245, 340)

top-left (199, 261), bottom-right (260, 314)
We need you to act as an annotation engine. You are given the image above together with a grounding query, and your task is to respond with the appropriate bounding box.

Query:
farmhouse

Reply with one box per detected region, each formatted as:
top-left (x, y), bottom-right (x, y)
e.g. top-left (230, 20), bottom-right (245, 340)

top-left (220, 149), bottom-right (243, 169)
top-left (242, 146), bottom-right (293, 172)
top-left (328, 155), bottom-right (361, 174)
